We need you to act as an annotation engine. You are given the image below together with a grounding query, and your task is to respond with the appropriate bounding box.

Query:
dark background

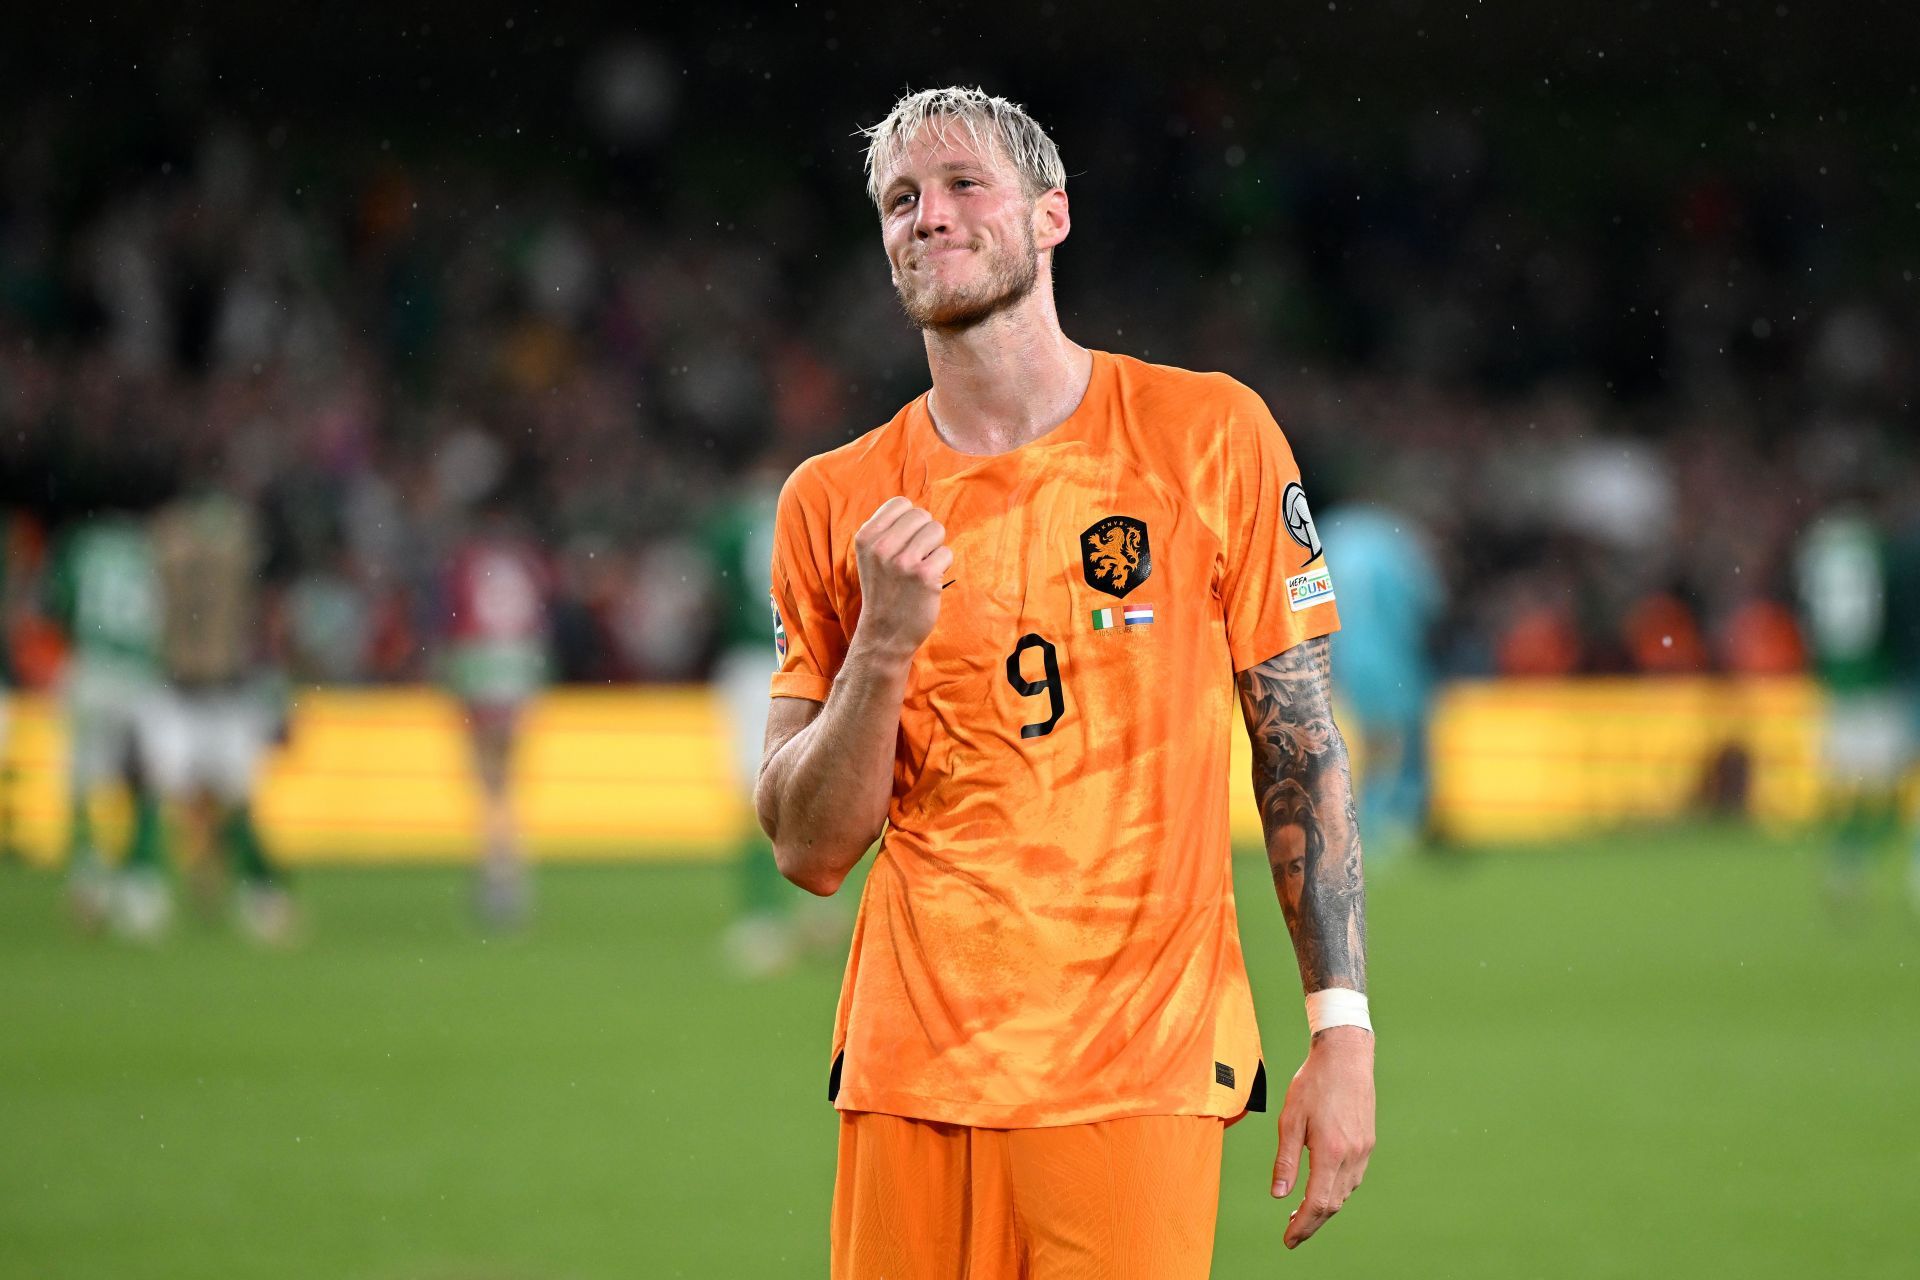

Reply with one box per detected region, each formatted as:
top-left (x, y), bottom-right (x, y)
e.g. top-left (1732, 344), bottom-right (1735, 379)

top-left (2, 1), bottom-right (1916, 682)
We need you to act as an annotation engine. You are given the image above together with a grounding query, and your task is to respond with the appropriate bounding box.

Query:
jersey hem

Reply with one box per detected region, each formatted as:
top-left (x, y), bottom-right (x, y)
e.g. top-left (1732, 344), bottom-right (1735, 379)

top-left (770, 672), bottom-right (831, 702)
top-left (832, 1086), bottom-right (1250, 1130)
top-left (1230, 609), bottom-right (1340, 673)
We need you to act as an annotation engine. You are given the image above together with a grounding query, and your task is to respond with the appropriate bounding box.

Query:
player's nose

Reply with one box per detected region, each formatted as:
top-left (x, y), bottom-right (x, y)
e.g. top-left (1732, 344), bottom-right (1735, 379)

top-left (912, 191), bottom-right (952, 238)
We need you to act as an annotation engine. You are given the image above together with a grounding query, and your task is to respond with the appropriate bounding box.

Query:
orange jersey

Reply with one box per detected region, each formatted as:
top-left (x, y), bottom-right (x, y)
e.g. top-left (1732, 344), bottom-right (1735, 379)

top-left (771, 350), bottom-right (1339, 1127)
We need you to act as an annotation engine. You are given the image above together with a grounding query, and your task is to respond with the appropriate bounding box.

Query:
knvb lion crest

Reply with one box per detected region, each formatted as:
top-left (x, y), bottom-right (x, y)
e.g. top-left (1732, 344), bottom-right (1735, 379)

top-left (1081, 515), bottom-right (1152, 598)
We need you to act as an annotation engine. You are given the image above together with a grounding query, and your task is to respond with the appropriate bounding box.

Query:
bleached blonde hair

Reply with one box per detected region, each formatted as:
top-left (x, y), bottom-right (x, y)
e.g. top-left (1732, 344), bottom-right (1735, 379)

top-left (860, 86), bottom-right (1066, 213)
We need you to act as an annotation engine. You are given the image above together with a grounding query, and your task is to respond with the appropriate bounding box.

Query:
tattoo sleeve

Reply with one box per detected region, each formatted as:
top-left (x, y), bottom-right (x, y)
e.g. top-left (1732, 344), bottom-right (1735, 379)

top-left (1235, 635), bottom-right (1368, 999)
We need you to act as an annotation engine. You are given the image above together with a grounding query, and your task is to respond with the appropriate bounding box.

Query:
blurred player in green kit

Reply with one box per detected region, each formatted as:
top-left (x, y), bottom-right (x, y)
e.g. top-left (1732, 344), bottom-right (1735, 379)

top-left (704, 457), bottom-right (832, 977)
top-left (48, 509), bottom-right (173, 937)
top-left (1796, 486), bottom-right (1920, 912)
top-left (1891, 488), bottom-right (1920, 906)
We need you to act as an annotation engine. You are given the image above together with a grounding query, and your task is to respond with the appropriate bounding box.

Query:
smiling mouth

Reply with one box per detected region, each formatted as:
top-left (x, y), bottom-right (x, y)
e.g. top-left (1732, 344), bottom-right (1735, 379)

top-left (911, 244), bottom-right (976, 268)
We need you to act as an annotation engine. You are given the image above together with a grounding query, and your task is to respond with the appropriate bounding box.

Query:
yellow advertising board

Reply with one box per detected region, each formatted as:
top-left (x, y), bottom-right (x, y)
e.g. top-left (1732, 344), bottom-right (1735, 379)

top-left (0, 688), bottom-right (740, 865)
top-left (1424, 678), bottom-right (1823, 841)
top-left (0, 678), bottom-right (1826, 866)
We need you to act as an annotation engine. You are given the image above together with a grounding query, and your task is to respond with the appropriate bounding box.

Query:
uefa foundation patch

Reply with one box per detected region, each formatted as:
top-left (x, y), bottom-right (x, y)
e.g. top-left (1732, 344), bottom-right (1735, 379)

top-left (1286, 566), bottom-right (1334, 611)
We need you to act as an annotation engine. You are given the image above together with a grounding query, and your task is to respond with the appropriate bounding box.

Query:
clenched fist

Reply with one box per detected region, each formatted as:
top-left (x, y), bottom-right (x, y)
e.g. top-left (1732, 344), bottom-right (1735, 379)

top-left (852, 497), bottom-right (953, 662)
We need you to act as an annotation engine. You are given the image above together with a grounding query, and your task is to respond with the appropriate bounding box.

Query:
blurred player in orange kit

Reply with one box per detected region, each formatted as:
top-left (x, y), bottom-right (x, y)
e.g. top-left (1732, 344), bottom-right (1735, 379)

top-left (756, 88), bottom-right (1375, 1277)
top-left (441, 492), bottom-right (553, 929)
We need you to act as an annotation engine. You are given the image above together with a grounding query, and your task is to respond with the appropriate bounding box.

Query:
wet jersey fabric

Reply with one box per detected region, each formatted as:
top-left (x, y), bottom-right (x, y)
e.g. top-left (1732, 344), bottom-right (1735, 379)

top-left (770, 351), bottom-right (1341, 1127)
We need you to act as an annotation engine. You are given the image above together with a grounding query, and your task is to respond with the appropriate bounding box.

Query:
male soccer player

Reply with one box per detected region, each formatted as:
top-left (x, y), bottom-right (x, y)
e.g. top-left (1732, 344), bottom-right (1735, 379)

top-left (758, 88), bottom-right (1375, 1277)
top-left (48, 508), bottom-right (172, 936)
top-left (1319, 502), bottom-right (1443, 861)
top-left (1796, 493), bottom-right (1919, 910)
top-left (440, 495), bottom-right (552, 928)
top-left (1895, 509), bottom-right (1920, 909)
top-left (704, 457), bottom-right (813, 977)
top-left (152, 487), bottom-right (294, 944)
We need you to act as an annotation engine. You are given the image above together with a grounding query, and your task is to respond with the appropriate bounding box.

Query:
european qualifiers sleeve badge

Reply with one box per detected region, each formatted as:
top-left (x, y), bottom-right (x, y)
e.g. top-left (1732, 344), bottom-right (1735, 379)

top-left (771, 591), bottom-right (789, 661)
top-left (1282, 482), bottom-right (1323, 561)
top-left (1279, 484), bottom-right (1332, 609)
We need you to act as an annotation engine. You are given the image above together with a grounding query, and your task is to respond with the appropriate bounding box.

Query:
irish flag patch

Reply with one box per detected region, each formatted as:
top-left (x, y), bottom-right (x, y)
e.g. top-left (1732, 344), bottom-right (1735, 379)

top-left (1092, 604), bottom-right (1155, 630)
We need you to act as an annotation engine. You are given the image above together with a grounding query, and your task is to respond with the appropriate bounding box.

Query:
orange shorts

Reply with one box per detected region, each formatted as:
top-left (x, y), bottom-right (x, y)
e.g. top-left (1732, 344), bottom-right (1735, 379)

top-left (829, 1111), bottom-right (1225, 1280)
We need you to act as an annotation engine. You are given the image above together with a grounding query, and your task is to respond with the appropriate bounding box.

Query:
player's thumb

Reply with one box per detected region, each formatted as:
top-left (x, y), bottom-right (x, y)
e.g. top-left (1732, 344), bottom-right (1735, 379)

top-left (1272, 1108), bottom-right (1305, 1198)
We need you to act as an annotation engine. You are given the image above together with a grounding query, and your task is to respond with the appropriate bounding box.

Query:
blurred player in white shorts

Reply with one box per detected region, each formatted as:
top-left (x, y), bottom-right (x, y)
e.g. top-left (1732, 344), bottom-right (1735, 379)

top-left (48, 510), bottom-right (174, 937)
top-left (441, 494), bottom-right (552, 930)
top-left (153, 487), bottom-right (294, 944)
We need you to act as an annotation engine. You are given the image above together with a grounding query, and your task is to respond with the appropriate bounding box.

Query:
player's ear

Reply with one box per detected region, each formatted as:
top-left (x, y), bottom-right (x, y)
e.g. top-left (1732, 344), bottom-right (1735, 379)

top-left (1033, 187), bottom-right (1070, 252)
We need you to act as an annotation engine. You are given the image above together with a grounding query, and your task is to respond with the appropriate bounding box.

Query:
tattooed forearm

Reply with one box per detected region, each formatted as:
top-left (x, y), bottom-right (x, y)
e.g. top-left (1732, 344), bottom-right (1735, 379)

top-left (1235, 636), bottom-right (1368, 998)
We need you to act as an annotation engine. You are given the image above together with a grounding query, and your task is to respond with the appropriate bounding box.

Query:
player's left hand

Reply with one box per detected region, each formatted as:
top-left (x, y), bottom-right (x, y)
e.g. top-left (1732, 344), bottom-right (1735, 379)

top-left (1272, 1024), bottom-right (1375, 1249)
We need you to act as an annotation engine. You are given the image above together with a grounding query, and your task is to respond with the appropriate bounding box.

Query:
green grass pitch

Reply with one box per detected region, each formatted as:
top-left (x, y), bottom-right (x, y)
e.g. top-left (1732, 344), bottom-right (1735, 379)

top-left (2, 829), bottom-right (1916, 1278)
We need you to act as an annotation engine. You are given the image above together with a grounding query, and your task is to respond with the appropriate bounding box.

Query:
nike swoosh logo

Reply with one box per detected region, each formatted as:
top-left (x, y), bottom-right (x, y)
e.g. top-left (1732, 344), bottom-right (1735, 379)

top-left (941, 580), bottom-right (956, 590)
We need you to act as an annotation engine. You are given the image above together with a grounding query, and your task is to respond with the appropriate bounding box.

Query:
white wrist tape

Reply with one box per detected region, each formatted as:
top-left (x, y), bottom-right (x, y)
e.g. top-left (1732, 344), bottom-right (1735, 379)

top-left (1305, 988), bottom-right (1373, 1035)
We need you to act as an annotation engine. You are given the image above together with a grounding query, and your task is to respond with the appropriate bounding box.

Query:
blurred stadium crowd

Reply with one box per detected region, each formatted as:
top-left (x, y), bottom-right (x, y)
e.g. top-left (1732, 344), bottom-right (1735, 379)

top-left (1, 37), bottom-right (1915, 691)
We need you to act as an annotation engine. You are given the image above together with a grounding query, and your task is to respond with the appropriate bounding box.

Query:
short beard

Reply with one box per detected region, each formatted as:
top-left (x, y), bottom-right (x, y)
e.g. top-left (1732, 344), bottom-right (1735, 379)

top-left (895, 225), bottom-right (1039, 333)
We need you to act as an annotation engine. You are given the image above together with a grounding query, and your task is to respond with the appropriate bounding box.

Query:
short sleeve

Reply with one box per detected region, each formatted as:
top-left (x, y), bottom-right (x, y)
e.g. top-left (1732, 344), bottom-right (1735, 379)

top-left (1219, 385), bottom-right (1341, 671)
top-left (768, 466), bottom-right (848, 703)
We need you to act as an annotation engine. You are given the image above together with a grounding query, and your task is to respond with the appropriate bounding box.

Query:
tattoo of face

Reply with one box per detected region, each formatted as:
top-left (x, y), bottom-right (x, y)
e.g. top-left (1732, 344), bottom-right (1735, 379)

top-left (1235, 636), bottom-right (1368, 996)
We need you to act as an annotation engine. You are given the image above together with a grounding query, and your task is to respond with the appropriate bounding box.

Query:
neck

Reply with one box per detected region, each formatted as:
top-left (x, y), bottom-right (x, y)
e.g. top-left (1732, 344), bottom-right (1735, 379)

top-left (922, 284), bottom-right (1092, 456)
